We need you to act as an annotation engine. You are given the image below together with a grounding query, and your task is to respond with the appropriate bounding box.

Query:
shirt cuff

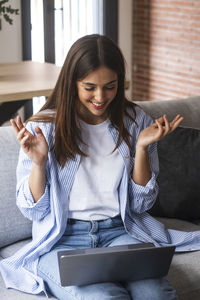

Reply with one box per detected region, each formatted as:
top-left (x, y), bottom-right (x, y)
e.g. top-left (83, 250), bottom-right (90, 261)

top-left (16, 179), bottom-right (50, 221)
top-left (131, 172), bottom-right (157, 195)
top-left (129, 173), bottom-right (158, 213)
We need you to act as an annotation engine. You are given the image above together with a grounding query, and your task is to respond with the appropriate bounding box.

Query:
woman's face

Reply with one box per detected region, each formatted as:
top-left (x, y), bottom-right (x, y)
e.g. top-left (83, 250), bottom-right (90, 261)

top-left (76, 66), bottom-right (118, 124)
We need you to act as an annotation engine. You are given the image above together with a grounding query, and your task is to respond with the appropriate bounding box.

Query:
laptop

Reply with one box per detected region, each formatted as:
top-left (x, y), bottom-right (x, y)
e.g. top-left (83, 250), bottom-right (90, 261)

top-left (57, 243), bottom-right (175, 286)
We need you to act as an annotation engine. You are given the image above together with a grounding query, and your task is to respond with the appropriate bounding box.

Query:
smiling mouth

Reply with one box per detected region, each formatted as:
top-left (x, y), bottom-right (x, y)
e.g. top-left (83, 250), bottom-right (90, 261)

top-left (90, 101), bottom-right (106, 110)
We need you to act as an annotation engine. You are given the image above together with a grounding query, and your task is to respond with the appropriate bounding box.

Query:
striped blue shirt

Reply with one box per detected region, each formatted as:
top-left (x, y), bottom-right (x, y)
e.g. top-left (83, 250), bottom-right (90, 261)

top-left (0, 106), bottom-right (200, 296)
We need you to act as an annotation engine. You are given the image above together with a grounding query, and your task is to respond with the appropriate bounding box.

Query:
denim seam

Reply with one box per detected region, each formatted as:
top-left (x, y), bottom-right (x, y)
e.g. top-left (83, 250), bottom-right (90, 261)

top-left (89, 221), bottom-right (95, 248)
top-left (37, 265), bottom-right (82, 300)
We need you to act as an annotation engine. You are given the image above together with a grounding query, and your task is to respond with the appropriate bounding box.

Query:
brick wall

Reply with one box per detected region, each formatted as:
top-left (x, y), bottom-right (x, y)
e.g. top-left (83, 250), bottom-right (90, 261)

top-left (132, 0), bottom-right (200, 101)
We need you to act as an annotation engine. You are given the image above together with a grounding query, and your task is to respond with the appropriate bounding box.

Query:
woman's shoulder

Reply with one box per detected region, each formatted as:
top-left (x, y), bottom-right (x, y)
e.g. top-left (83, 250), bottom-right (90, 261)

top-left (125, 100), bottom-right (146, 120)
top-left (26, 110), bottom-right (55, 136)
top-left (26, 109), bottom-right (55, 124)
top-left (125, 101), bottom-right (154, 129)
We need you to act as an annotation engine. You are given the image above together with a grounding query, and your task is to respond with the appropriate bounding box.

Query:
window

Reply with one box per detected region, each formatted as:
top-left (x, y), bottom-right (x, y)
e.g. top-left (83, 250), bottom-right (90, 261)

top-left (30, 0), bottom-right (103, 113)
top-left (54, 0), bottom-right (103, 66)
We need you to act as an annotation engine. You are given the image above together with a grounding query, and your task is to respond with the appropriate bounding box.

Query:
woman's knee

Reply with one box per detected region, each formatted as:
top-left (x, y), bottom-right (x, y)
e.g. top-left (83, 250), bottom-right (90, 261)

top-left (37, 254), bottom-right (131, 300)
top-left (126, 277), bottom-right (178, 300)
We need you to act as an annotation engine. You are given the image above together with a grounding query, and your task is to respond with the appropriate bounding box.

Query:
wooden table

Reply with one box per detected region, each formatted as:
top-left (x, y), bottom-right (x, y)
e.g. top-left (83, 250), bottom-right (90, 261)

top-left (0, 61), bottom-right (61, 102)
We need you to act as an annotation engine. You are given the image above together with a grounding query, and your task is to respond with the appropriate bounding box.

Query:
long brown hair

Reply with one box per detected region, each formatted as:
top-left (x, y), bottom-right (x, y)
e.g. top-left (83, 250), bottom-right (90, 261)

top-left (28, 34), bottom-right (136, 167)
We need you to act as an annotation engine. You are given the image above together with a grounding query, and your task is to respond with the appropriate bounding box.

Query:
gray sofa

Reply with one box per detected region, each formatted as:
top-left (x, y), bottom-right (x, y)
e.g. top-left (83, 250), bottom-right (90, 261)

top-left (0, 96), bottom-right (200, 300)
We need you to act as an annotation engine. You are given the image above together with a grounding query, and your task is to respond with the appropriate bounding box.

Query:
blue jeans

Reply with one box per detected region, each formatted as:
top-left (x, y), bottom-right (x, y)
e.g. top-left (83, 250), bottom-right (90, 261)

top-left (37, 215), bottom-right (178, 300)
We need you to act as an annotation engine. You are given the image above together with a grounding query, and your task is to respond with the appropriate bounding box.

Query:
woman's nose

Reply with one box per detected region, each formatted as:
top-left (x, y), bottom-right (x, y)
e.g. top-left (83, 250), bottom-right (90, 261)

top-left (94, 88), bottom-right (104, 102)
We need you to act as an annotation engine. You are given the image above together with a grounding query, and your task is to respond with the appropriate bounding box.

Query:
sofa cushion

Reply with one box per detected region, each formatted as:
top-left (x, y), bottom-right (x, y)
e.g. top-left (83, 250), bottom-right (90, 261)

top-left (0, 126), bottom-right (32, 248)
top-left (134, 96), bottom-right (200, 130)
top-left (0, 271), bottom-right (53, 300)
top-left (168, 248), bottom-right (200, 300)
top-left (156, 217), bottom-right (200, 232)
top-left (135, 97), bottom-right (200, 221)
top-left (0, 240), bottom-right (57, 300)
top-left (158, 217), bottom-right (200, 300)
top-left (0, 239), bottom-right (31, 259)
top-left (150, 127), bottom-right (200, 220)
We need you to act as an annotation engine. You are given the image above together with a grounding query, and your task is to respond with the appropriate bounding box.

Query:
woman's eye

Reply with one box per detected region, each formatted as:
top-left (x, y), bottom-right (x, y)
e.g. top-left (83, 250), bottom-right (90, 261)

top-left (84, 86), bottom-right (115, 91)
top-left (84, 87), bottom-right (94, 91)
top-left (105, 86), bottom-right (115, 90)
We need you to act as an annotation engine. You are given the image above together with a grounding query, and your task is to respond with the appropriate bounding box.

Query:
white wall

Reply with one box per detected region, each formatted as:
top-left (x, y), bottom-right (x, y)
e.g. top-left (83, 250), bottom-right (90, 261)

top-left (118, 0), bottom-right (132, 100)
top-left (0, 0), bottom-right (22, 63)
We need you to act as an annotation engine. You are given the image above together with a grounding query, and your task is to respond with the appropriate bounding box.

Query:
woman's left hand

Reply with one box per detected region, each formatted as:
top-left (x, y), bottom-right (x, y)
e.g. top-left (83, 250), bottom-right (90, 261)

top-left (137, 114), bottom-right (184, 149)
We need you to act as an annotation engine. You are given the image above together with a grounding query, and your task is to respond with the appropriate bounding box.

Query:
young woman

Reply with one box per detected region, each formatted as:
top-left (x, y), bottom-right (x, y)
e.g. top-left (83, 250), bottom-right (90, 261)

top-left (1, 34), bottom-right (196, 300)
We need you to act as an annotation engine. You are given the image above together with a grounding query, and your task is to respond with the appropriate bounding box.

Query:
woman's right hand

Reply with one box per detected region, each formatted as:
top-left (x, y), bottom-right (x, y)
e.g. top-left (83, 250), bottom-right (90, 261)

top-left (10, 116), bottom-right (49, 166)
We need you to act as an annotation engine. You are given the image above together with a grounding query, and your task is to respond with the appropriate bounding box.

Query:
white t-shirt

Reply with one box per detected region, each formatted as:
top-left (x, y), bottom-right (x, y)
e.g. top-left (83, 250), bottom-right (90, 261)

top-left (68, 119), bottom-right (124, 220)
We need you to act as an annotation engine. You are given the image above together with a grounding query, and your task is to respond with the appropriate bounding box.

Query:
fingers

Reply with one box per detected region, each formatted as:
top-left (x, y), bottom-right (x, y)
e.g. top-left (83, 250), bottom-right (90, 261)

top-left (156, 114), bottom-right (183, 132)
top-left (154, 114), bottom-right (184, 142)
top-left (10, 118), bottom-right (20, 134)
top-left (155, 119), bottom-right (164, 140)
top-left (10, 116), bottom-right (31, 145)
top-left (34, 126), bottom-right (46, 143)
top-left (17, 127), bottom-right (27, 142)
top-left (16, 115), bottom-right (24, 130)
top-left (155, 114), bottom-right (171, 138)
top-left (10, 116), bottom-right (25, 135)
top-left (162, 114), bottom-right (170, 133)
top-left (170, 114), bottom-right (184, 131)
top-left (34, 126), bottom-right (43, 136)
top-left (20, 133), bottom-right (29, 148)
top-left (156, 116), bottom-right (164, 123)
